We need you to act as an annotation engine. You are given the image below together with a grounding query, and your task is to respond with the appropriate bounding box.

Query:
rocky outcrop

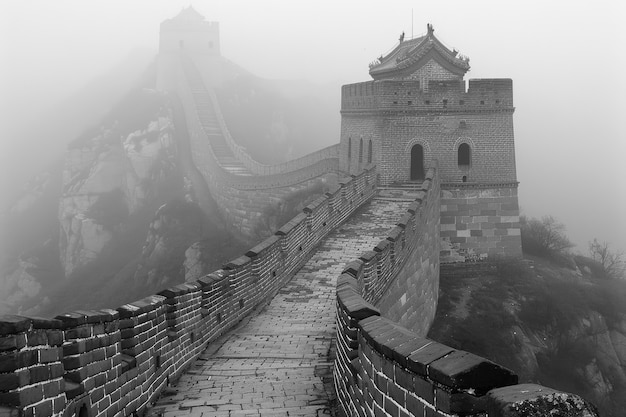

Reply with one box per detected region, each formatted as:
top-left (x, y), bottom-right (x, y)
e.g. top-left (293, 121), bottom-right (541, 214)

top-left (183, 242), bottom-right (206, 282)
top-left (133, 201), bottom-right (205, 289)
top-left (0, 256), bottom-right (41, 315)
top-left (429, 257), bottom-right (626, 416)
top-left (59, 105), bottom-right (176, 277)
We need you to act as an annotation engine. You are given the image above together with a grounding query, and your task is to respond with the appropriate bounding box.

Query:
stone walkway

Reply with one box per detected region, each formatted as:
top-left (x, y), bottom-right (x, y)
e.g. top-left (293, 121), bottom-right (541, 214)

top-left (148, 197), bottom-right (410, 417)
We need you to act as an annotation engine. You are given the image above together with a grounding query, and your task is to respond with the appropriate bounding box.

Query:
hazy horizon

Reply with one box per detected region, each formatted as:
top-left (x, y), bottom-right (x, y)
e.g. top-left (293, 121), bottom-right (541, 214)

top-left (1, 0), bottom-right (624, 255)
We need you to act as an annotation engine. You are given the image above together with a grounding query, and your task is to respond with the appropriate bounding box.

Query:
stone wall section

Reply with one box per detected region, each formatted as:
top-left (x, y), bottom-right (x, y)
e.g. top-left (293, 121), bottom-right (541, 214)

top-left (334, 169), bottom-right (598, 417)
top-left (348, 167), bottom-right (441, 335)
top-left (0, 167), bottom-right (377, 417)
top-left (171, 56), bottom-right (341, 238)
top-left (441, 185), bottom-right (522, 259)
top-left (340, 79), bottom-right (516, 186)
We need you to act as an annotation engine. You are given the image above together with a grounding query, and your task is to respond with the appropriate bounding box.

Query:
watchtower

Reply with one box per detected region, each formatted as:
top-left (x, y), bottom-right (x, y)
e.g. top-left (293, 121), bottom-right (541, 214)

top-left (340, 25), bottom-right (522, 259)
top-left (157, 7), bottom-right (222, 92)
top-left (159, 6), bottom-right (220, 55)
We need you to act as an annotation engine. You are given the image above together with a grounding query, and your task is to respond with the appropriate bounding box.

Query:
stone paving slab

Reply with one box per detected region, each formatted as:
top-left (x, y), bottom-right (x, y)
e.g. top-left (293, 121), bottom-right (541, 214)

top-left (148, 197), bottom-right (409, 417)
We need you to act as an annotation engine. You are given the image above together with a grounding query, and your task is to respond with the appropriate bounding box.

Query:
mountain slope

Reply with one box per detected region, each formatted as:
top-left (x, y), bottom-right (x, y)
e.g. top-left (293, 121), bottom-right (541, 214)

top-left (428, 256), bottom-right (626, 416)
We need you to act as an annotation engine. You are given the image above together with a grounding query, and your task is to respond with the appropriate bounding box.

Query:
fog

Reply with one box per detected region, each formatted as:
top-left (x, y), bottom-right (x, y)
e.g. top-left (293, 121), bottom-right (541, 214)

top-left (1, 0), bottom-right (624, 254)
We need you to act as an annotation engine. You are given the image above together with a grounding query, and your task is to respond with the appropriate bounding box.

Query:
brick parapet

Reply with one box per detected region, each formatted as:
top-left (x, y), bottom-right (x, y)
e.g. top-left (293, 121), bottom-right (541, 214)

top-left (335, 254), bottom-right (599, 417)
top-left (334, 166), bottom-right (597, 416)
top-left (341, 78), bottom-right (513, 114)
top-left (180, 54), bottom-right (341, 185)
top-left (172, 58), bottom-right (341, 239)
top-left (0, 166), bottom-right (377, 417)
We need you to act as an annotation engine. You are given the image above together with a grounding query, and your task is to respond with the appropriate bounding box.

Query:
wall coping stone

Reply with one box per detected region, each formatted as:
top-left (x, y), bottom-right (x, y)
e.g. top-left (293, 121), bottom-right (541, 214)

top-left (374, 239), bottom-right (390, 252)
top-left (303, 196), bottom-right (327, 213)
top-left (337, 273), bottom-right (359, 290)
top-left (429, 350), bottom-right (517, 394)
top-left (223, 255), bottom-right (252, 270)
top-left (336, 288), bottom-right (380, 320)
top-left (343, 260), bottom-right (364, 277)
top-left (275, 213), bottom-right (307, 235)
top-left (359, 250), bottom-right (378, 263)
top-left (54, 313), bottom-right (88, 328)
top-left (388, 226), bottom-right (403, 242)
top-left (406, 342), bottom-right (455, 376)
top-left (30, 317), bottom-right (64, 329)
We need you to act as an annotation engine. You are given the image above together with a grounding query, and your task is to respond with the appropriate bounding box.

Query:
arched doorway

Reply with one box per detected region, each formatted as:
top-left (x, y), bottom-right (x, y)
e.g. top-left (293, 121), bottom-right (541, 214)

top-left (410, 144), bottom-right (425, 181)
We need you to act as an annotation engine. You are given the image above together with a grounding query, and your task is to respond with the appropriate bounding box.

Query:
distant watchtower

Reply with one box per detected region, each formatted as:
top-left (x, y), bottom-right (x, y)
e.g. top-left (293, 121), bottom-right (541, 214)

top-left (159, 6), bottom-right (220, 55)
top-left (340, 25), bottom-right (522, 259)
top-left (157, 7), bottom-right (221, 91)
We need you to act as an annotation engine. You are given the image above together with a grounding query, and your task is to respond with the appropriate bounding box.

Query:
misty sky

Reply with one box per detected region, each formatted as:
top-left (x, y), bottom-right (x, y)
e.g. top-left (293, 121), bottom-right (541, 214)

top-left (1, 0), bottom-right (624, 254)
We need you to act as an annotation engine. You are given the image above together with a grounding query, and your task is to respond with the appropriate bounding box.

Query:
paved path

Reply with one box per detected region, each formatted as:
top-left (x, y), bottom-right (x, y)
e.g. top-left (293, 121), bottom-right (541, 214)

top-left (148, 197), bottom-right (410, 417)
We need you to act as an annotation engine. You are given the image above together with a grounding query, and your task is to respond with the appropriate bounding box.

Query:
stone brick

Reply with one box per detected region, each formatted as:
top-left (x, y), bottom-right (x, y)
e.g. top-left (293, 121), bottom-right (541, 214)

top-left (428, 350), bottom-right (517, 393)
top-left (0, 316), bottom-right (31, 336)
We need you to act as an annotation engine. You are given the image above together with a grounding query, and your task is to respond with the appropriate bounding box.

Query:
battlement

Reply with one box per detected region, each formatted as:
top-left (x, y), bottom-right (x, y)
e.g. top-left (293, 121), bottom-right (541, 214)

top-left (334, 169), bottom-right (598, 417)
top-left (0, 168), bottom-right (377, 417)
top-left (160, 19), bottom-right (219, 32)
top-left (341, 78), bottom-right (513, 113)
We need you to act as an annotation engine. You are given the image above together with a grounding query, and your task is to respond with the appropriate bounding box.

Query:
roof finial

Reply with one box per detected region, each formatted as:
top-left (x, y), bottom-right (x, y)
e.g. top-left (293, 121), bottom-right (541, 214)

top-left (399, 31), bottom-right (405, 43)
top-left (427, 23), bottom-right (434, 36)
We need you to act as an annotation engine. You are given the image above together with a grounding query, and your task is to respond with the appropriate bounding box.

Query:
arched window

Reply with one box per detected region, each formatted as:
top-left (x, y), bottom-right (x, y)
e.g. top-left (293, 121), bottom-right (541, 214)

top-left (347, 137), bottom-right (351, 161)
top-left (358, 138), bottom-right (363, 163)
top-left (458, 143), bottom-right (471, 167)
top-left (367, 140), bottom-right (372, 163)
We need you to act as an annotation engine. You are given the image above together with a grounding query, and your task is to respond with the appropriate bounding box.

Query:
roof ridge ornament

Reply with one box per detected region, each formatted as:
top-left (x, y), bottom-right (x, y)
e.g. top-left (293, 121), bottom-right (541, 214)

top-left (427, 23), bottom-right (434, 36)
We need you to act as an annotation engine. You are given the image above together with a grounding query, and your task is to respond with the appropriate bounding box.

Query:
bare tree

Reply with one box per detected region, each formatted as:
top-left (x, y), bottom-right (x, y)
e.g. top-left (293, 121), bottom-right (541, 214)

top-left (521, 215), bottom-right (574, 256)
top-left (589, 239), bottom-right (625, 279)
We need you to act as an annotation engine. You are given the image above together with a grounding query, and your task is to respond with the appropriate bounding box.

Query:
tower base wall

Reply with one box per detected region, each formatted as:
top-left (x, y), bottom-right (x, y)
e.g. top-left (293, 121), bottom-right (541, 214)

top-left (440, 184), bottom-right (521, 262)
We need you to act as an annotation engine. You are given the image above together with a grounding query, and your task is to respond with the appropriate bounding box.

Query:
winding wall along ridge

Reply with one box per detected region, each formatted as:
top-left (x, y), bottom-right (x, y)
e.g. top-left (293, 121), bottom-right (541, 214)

top-left (0, 167), bottom-right (376, 417)
top-left (180, 54), bottom-right (340, 187)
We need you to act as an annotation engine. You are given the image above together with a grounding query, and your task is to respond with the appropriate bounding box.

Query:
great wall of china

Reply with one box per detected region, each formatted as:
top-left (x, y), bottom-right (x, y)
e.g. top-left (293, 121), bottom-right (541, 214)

top-left (0, 8), bottom-right (598, 417)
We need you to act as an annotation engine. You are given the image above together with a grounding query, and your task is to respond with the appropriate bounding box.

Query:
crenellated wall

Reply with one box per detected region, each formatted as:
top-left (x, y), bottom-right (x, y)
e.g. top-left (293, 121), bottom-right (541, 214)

top-left (341, 79), bottom-right (513, 114)
top-left (170, 53), bottom-right (342, 239)
top-left (0, 168), bottom-right (377, 417)
top-left (345, 166), bottom-right (441, 335)
top-left (333, 170), bottom-right (597, 417)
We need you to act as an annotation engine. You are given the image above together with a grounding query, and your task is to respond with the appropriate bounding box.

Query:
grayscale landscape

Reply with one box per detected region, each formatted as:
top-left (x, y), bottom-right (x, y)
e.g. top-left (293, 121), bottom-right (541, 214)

top-left (0, 1), bottom-right (624, 416)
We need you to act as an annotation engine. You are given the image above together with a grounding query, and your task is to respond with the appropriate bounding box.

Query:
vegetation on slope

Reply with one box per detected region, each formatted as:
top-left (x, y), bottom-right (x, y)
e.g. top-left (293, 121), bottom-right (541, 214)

top-left (429, 216), bottom-right (626, 417)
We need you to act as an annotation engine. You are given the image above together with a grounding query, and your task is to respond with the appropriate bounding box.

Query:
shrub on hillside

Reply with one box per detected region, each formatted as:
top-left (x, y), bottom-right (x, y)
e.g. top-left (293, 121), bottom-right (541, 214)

top-left (520, 215), bottom-right (574, 262)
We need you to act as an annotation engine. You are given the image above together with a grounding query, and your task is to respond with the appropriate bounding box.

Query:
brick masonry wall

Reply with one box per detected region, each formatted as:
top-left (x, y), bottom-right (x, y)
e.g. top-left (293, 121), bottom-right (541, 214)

top-left (333, 167), bottom-right (596, 416)
top-left (334, 172), bottom-right (598, 417)
top-left (340, 78), bottom-right (516, 186)
top-left (350, 167), bottom-right (441, 335)
top-left (0, 167), bottom-right (377, 417)
top-left (441, 185), bottom-right (522, 260)
top-left (170, 58), bottom-right (341, 239)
